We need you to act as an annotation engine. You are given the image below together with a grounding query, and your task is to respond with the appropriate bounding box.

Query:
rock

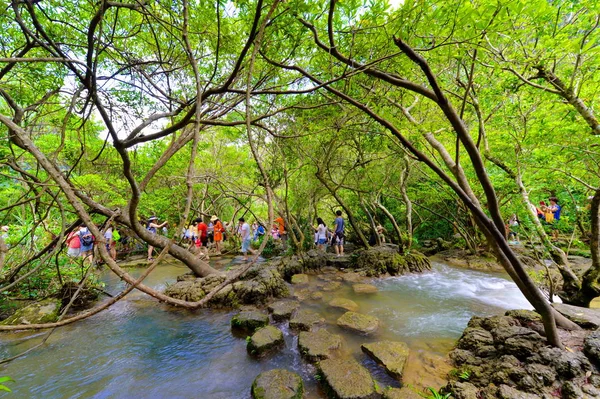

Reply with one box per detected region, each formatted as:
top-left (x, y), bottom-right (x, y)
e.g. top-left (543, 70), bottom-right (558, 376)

top-left (481, 316), bottom-right (517, 331)
top-left (310, 292), bottom-right (324, 300)
top-left (298, 329), bottom-right (342, 361)
top-left (584, 330), bottom-right (600, 366)
top-left (318, 357), bottom-right (377, 399)
top-left (341, 272), bottom-right (363, 283)
top-left (497, 384), bottom-right (539, 399)
top-left (328, 298), bottom-right (359, 312)
top-left (0, 298), bottom-right (61, 325)
top-left (289, 309), bottom-right (324, 331)
top-left (352, 284), bottom-right (378, 294)
top-left (448, 381), bottom-right (479, 399)
top-left (553, 303), bottom-right (600, 329)
top-left (352, 246), bottom-right (431, 276)
top-left (504, 309), bottom-right (542, 323)
top-left (300, 250), bottom-right (328, 271)
top-left (268, 300), bottom-right (299, 321)
top-left (450, 349), bottom-right (482, 366)
top-left (456, 328), bottom-right (493, 352)
top-left (337, 311), bottom-right (379, 334)
top-left (361, 341), bottom-right (409, 380)
top-left (251, 369), bottom-right (303, 399)
top-left (292, 288), bottom-right (311, 301)
top-left (582, 384), bottom-right (600, 396)
top-left (247, 326), bottom-right (284, 357)
top-left (322, 281), bottom-right (342, 292)
top-left (525, 363), bottom-right (556, 386)
top-left (231, 310), bottom-right (269, 334)
top-left (537, 347), bottom-right (592, 379)
top-left (382, 387), bottom-right (421, 399)
top-left (290, 274), bottom-right (309, 285)
top-left (491, 326), bottom-right (544, 358)
top-left (561, 381), bottom-right (584, 399)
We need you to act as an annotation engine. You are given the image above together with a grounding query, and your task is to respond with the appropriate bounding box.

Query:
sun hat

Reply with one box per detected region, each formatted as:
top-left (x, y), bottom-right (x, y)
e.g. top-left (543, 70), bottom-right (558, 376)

top-left (148, 216), bottom-right (158, 221)
top-left (210, 215), bottom-right (218, 222)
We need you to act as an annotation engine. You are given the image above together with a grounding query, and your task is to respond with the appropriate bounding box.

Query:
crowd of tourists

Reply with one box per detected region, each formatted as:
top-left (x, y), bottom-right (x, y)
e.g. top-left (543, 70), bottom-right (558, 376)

top-left (505, 196), bottom-right (563, 244)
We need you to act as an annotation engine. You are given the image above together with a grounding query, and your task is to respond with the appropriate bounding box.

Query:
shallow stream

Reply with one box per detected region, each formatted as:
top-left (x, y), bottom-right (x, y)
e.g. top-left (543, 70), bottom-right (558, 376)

top-left (0, 258), bottom-right (532, 398)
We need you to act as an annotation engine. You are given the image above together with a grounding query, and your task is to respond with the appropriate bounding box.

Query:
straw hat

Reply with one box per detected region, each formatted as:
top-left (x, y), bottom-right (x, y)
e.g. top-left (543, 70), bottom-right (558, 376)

top-left (210, 215), bottom-right (218, 222)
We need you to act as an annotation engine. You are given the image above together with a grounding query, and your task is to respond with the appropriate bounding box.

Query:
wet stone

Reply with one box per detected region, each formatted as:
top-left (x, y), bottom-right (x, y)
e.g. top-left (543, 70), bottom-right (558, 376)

top-left (289, 309), bottom-right (324, 331)
top-left (341, 272), bottom-right (363, 283)
top-left (291, 274), bottom-right (309, 285)
top-left (231, 310), bottom-right (269, 334)
top-left (298, 329), bottom-right (342, 361)
top-left (352, 284), bottom-right (378, 294)
top-left (247, 326), bottom-right (284, 357)
top-left (310, 292), bottom-right (324, 300)
top-left (251, 369), bottom-right (303, 399)
top-left (328, 298), bottom-right (359, 312)
top-left (322, 281), bottom-right (342, 292)
top-left (267, 300), bottom-right (299, 321)
top-left (0, 298), bottom-right (61, 325)
top-left (382, 387), bottom-right (421, 399)
top-left (337, 311), bottom-right (379, 335)
top-left (361, 341), bottom-right (409, 380)
top-left (318, 357), bottom-right (377, 399)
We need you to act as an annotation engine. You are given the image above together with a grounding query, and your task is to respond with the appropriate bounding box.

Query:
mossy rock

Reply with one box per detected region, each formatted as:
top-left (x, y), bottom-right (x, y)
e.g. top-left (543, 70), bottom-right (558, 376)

top-left (317, 357), bottom-right (377, 399)
top-left (247, 325), bottom-right (284, 357)
top-left (322, 281), bottom-right (342, 292)
top-left (291, 274), bottom-right (309, 285)
top-left (337, 312), bottom-right (379, 334)
top-left (231, 310), bottom-right (269, 334)
top-left (268, 300), bottom-right (300, 321)
top-left (328, 298), bottom-right (359, 312)
top-left (289, 309), bottom-right (324, 331)
top-left (352, 284), bottom-right (378, 294)
top-left (352, 246), bottom-right (431, 277)
top-left (251, 369), bottom-right (303, 399)
top-left (382, 387), bottom-right (421, 399)
top-left (361, 341), bottom-right (409, 380)
top-left (298, 329), bottom-right (342, 362)
top-left (0, 298), bottom-right (61, 325)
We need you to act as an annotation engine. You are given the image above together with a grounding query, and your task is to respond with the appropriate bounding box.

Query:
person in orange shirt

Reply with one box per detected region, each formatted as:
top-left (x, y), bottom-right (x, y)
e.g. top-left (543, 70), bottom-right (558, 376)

top-left (211, 215), bottom-right (224, 255)
top-left (274, 216), bottom-right (287, 250)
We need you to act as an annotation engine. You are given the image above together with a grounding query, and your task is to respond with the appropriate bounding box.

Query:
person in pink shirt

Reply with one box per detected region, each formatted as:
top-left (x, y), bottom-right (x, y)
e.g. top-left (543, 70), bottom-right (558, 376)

top-left (66, 230), bottom-right (81, 257)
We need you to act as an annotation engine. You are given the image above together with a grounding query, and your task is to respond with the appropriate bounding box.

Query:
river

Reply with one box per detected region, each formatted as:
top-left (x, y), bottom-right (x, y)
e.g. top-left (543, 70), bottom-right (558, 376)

top-left (0, 259), bottom-right (532, 398)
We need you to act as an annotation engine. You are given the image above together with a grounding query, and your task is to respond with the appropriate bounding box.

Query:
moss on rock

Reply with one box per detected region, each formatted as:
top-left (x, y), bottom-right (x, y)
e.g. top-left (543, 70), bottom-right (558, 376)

top-left (268, 300), bottom-right (299, 321)
top-left (251, 369), bottom-right (303, 399)
top-left (337, 311), bottom-right (379, 334)
top-left (231, 310), bottom-right (269, 334)
top-left (352, 246), bottom-right (431, 277)
top-left (361, 341), bottom-right (409, 380)
top-left (298, 329), bottom-right (342, 362)
top-left (247, 325), bottom-right (284, 357)
top-left (0, 298), bottom-right (61, 325)
top-left (318, 357), bottom-right (377, 399)
top-left (289, 309), bottom-right (324, 331)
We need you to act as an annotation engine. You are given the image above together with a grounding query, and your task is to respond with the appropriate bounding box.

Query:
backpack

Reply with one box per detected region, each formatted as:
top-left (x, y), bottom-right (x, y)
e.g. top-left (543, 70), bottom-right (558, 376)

top-left (80, 233), bottom-right (94, 246)
top-left (112, 230), bottom-right (121, 241)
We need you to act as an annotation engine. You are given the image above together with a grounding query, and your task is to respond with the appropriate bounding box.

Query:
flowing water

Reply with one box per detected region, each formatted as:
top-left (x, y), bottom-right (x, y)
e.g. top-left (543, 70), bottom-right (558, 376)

top-left (0, 259), bottom-right (532, 398)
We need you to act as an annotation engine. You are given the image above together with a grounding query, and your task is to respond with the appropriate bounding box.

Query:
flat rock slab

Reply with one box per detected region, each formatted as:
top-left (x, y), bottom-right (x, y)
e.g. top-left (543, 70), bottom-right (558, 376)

top-left (352, 284), bottom-right (378, 294)
top-left (318, 357), bottom-right (377, 399)
top-left (341, 272), bottom-right (363, 283)
top-left (231, 310), bottom-right (269, 334)
top-left (329, 298), bottom-right (359, 312)
top-left (382, 387), bottom-right (421, 399)
top-left (361, 341), bottom-right (409, 380)
top-left (268, 301), bottom-right (300, 321)
top-left (291, 274), bottom-right (309, 285)
top-left (298, 329), bottom-right (342, 361)
top-left (553, 303), bottom-right (600, 328)
top-left (247, 326), bottom-right (284, 357)
top-left (289, 309), bottom-right (325, 331)
top-left (337, 311), bottom-right (379, 334)
top-left (322, 281), bottom-right (342, 292)
top-left (0, 298), bottom-right (60, 325)
top-left (251, 369), bottom-right (303, 399)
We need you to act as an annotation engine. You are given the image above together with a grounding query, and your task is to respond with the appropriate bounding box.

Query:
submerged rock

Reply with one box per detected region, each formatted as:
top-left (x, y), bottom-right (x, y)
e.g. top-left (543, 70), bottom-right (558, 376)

top-left (337, 311), bottom-right (379, 334)
top-left (291, 274), bottom-right (309, 285)
top-left (0, 298), bottom-right (61, 325)
top-left (318, 357), bottom-right (377, 399)
top-left (231, 310), bottom-right (269, 334)
top-left (247, 326), bottom-right (284, 357)
top-left (298, 329), bottom-right (342, 361)
top-left (352, 284), bottom-right (378, 294)
top-left (322, 281), bottom-right (342, 292)
top-left (251, 369), bottom-right (303, 399)
top-left (328, 298), bottom-right (359, 312)
top-left (289, 309), bottom-right (324, 331)
top-left (361, 341), bottom-right (409, 380)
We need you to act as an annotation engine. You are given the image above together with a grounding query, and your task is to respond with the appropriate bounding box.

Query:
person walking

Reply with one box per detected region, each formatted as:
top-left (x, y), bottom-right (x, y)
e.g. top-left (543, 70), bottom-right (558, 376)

top-left (104, 224), bottom-right (117, 260)
top-left (274, 216), bottom-right (287, 250)
top-left (314, 217), bottom-right (328, 252)
top-left (333, 210), bottom-right (345, 257)
top-left (147, 216), bottom-right (168, 261)
top-left (66, 229), bottom-right (81, 257)
top-left (212, 215), bottom-right (224, 255)
top-left (238, 217), bottom-right (256, 261)
top-left (548, 197), bottom-right (562, 239)
top-left (79, 224), bottom-right (94, 263)
top-left (196, 217), bottom-right (209, 259)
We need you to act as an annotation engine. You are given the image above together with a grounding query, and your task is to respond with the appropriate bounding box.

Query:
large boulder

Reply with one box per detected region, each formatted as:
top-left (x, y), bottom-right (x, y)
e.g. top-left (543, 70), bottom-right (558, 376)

top-left (247, 326), bottom-right (284, 357)
top-left (352, 246), bottom-right (431, 277)
top-left (328, 298), bottom-right (359, 312)
top-left (268, 300), bottom-right (299, 321)
top-left (337, 312), bottom-right (379, 334)
top-left (300, 250), bottom-right (328, 271)
top-left (289, 309), bottom-right (324, 331)
top-left (298, 329), bottom-right (342, 361)
top-left (318, 357), bottom-right (377, 399)
top-left (0, 298), bottom-right (61, 325)
top-left (361, 341), bottom-right (409, 380)
top-left (553, 303), bottom-right (600, 329)
top-left (231, 310), bottom-right (269, 334)
top-left (251, 369), bottom-right (303, 399)
top-left (536, 347), bottom-right (592, 379)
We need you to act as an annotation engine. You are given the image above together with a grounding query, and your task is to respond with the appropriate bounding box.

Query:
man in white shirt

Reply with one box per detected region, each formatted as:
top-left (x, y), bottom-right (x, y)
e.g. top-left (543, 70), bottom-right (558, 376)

top-left (238, 217), bottom-right (256, 261)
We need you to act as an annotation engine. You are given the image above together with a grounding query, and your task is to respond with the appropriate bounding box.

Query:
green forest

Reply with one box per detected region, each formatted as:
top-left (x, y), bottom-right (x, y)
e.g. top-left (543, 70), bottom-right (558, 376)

top-left (1, 0), bottom-right (600, 398)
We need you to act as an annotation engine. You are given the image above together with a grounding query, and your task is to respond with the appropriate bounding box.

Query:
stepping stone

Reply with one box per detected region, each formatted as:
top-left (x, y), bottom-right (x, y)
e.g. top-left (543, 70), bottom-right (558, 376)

top-left (289, 309), bottom-right (324, 331)
top-left (291, 274), bottom-right (309, 285)
top-left (298, 329), bottom-right (342, 361)
top-left (292, 288), bottom-right (311, 301)
top-left (251, 369), bottom-right (304, 399)
top-left (352, 284), bottom-right (378, 294)
top-left (341, 272), bottom-right (363, 283)
top-left (383, 387), bottom-right (421, 399)
top-left (310, 292), bottom-right (324, 300)
top-left (268, 300), bottom-right (299, 321)
top-left (337, 311), bottom-right (379, 334)
top-left (318, 357), bottom-right (377, 399)
top-left (361, 341), bottom-right (409, 380)
top-left (247, 326), bottom-right (284, 357)
top-left (329, 298), bottom-right (359, 312)
top-left (231, 310), bottom-right (269, 334)
top-left (322, 281), bottom-right (342, 292)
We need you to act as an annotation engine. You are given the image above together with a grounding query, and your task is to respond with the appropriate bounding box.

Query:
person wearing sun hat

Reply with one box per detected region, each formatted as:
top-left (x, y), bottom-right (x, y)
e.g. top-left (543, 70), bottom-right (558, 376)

top-left (211, 215), bottom-right (224, 255)
top-left (146, 215), bottom-right (168, 261)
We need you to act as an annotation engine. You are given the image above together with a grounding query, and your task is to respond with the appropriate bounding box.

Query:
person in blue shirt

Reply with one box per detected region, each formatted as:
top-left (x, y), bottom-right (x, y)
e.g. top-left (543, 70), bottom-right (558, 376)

top-left (548, 197), bottom-right (562, 239)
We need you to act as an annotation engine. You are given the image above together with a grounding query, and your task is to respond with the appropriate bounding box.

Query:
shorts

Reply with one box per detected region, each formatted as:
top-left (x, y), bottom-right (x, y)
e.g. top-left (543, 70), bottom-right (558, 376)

top-left (67, 247), bottom-right (80, 257)
top-left (201, 237), bottom-right (208, 247)
top-left (242, 238), bottom-right (251, 253)
top-left (335, 232), bottom-right (344, 246)
top-left (317, 238), bottom-right (327, 245)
